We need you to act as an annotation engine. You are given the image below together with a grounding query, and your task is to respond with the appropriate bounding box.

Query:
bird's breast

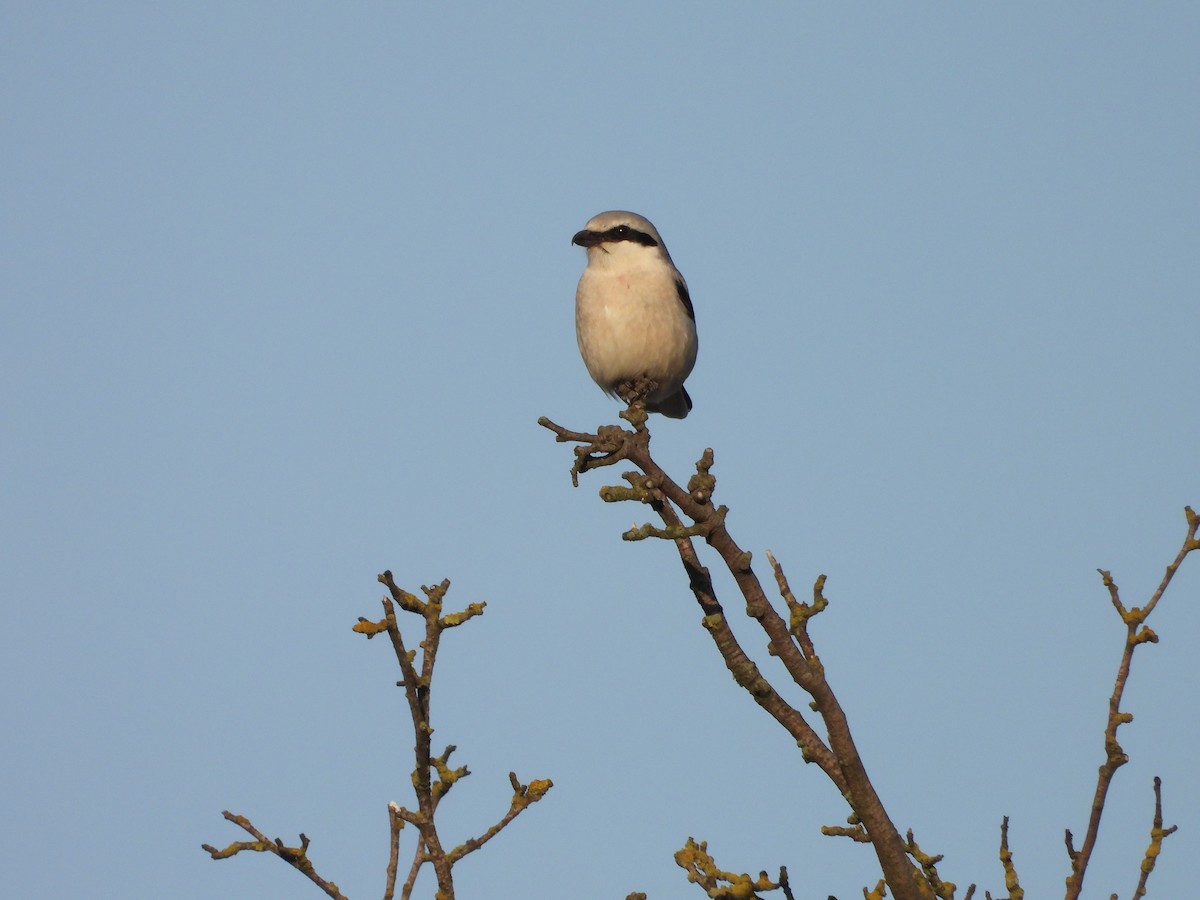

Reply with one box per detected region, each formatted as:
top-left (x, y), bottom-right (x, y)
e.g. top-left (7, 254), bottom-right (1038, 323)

top-left (575, 266), bottom-right (698, 399)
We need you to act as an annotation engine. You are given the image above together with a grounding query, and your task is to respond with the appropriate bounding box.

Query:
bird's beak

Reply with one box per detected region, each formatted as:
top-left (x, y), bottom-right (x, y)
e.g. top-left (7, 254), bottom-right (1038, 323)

top-left (572, 229), bottom-right (602, 248)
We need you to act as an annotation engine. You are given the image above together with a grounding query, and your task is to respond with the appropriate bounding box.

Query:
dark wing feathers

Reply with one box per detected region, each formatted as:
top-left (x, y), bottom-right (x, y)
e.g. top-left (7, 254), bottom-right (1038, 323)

top-left (674, 278), bottom-right (695, 321)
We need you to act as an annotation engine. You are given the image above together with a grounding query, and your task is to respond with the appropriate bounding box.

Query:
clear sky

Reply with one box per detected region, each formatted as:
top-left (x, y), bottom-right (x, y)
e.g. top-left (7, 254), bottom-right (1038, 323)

top-left (3, 4), bottom-right (1198, 898)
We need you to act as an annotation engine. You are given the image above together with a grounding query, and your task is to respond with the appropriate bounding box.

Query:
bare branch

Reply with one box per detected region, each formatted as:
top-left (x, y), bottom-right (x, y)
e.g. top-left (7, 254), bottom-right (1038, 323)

top-left (649, 473), bottom-right (846, 791)
top-left (1131, 776), bottom-right (1177, 900)
top-left (766, 550), bottom-right (826, 666)
top-left (384, 801), bottom-right (403, 900)
top-left (822, 822), bottom-right (871, 843)
top-left (904, 827), bottom-right (960, 898)
top-left (206, 572), bottom-right (549, 899)
top-left (445, 772), bottom-right (552, 864)
top-left (541, 412), bottom-right (925, 900)
top-left (1063, 507), bottom-right (1197, 899)
top-left (674, 837), bottom-right (790, 898)
top-left (366, 573), bottom-right (552, 899)
top-left (201, 811), bottom-right (347, 900)
top-left (997, 816), bottom-right (1022, 900)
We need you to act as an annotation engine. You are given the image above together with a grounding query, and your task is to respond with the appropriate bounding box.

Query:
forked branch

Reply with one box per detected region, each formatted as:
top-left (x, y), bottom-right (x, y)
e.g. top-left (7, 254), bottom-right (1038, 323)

top-left (1064, 506), bottom-right (1196, 899)
top-left (204, 573), bottom-right (551, 899)
top-left (201, 811), bottom-right (347, 900)
top-left (362, 572), bottom-right (553, 899)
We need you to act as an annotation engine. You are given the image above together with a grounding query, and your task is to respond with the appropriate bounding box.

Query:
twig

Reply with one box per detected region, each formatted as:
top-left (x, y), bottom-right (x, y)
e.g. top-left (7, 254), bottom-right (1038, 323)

top-left (1131, 776), bottom-right (1177, 900)
top-left (822, 822), bottom-right (871, 843)
top-left (904, 827), bottom-right (960, 899)
top-left (445, 772), bottom-right (553, 864)
top-left (674, 837), bottom-right (791, 898)
top-left (400, 833), bottom-right (425, 900)
top-left (201, 811), bottom-right (347, 900)
top-left (997, 816), bottom-right (1022, 900)
top-left (384, 801), bottom-right (403, 899)
top-left (1064, 506), bottom-right (1198, 899)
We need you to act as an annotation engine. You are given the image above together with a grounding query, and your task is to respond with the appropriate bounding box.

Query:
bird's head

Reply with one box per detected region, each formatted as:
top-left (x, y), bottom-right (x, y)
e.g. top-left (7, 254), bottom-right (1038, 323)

top-left (572, 210), bottom-right (671, 266)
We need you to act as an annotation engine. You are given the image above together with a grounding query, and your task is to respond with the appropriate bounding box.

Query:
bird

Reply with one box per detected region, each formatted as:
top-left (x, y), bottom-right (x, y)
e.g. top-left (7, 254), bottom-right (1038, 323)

top-left (572, 210), bottom-right (698, 419)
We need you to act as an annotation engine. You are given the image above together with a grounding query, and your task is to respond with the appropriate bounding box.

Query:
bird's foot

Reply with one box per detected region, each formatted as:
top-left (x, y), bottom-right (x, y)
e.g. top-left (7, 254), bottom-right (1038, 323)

top-left (615, 376), bottom-right (660, 405)
top-left (615, 377), bottom-right (657, 430)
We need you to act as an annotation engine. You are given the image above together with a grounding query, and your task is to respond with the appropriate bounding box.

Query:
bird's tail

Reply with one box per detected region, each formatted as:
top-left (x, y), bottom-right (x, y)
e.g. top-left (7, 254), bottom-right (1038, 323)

top-left (648, 387), bottom-right (692, 419)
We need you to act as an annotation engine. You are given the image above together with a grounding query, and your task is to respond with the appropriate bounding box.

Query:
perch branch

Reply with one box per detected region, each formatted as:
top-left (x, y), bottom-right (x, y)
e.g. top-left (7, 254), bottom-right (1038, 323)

top-left (541, 412), bottom-right (923, 900)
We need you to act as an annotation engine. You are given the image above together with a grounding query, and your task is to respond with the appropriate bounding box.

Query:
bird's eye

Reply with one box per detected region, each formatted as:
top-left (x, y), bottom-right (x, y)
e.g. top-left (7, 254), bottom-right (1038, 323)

top-left (613, 225), bottom-right (629, 236)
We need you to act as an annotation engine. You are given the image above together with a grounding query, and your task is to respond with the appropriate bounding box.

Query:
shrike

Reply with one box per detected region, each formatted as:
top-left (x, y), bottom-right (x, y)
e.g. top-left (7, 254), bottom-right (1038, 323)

top-left (572, 210), bottom-right (698, 418)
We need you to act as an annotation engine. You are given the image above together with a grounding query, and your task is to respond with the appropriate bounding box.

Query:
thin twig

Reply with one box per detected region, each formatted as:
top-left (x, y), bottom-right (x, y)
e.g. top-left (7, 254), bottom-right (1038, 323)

top-left (1131, 776), bottom-right (1177, 900)
top-left (674, 837), bottom-right (789, 898)
top-left (400, 834), bottom-right (426, 900)
top-left (201, 811), bottom-right (347, 900)
top-left (997, 816), bottom-right (1023, 900)
top-left (445, 772), bottom-right (553, 864)
top-left (904, 827), bottom-right (960, 898)
top-left (384, 801), bottom-right (403, 899)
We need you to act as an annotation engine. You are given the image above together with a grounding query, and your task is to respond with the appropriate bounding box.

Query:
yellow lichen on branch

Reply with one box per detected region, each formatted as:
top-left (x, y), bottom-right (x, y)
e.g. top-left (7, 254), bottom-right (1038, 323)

top-left (353, 616), bottom-right (390, 637)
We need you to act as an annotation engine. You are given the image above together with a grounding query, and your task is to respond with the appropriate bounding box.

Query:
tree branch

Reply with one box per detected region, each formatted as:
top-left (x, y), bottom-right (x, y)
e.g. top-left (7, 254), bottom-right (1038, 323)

top-left (997, 815), bottom-right (1022, 900)
top-left (541, 410), bottom-right (924, 900)
top-left (1063, 506), bottom-right (1197, 899)
top-left (674, 837), bottom-right (793, 899)
top-left (445, 772), bottom-right (553, 864)
top-left (206, 572), bottom-right (550, 899)
top-left (384, 801), bottom-right (403, 900)
top-left (201, 811), bottom-right (347, 900)
top-left (368, 572), bottom-right (552, 899)
top-left (904, 827), bottom-right (962, 898)
top-left (1131, 776), bottom-right (1177, 900)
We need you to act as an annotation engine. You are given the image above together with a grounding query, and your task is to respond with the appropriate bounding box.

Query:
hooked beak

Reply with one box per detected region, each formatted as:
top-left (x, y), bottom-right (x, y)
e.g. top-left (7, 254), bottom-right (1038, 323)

top-left (572, 229), bottom-right (603, 248)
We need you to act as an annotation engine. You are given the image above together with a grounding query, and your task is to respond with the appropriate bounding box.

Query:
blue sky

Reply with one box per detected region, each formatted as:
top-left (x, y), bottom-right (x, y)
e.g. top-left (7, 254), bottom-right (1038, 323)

top-left (3, 4), bottom-right (1198, 898)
